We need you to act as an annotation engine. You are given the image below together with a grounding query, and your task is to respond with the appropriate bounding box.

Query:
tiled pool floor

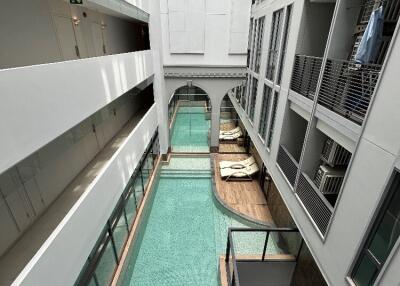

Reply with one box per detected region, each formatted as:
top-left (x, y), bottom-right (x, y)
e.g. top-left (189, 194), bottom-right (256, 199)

top-left (122, 156), bottom-right (282, 286)
top-left (171, 106), bottom-right (210, 153)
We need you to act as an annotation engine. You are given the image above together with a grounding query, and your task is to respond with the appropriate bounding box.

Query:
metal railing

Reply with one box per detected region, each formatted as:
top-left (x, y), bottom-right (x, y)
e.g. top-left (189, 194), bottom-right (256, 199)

top-left (318, 58), bottom-right (381, 124)
top-left (296, 173), bottom-right (334, 236)
top-left (290, 55), bottom-right (323, 100)
top-left (277, 145), bottom-right (299, 187)
top-left (225, 227), bottom-right (301, 286)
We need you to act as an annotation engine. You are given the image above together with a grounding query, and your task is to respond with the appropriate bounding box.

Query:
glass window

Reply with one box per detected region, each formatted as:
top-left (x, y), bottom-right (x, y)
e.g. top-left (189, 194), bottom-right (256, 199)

top-left (134, 172), bottom-right (144, 207)
top-left (242, 75), bottom-right (250, 110)
top-left (142, 153), bottom-right (154, 190)
top-left (254, 17), bottom-right (265, 73)
top-left (267, 91), bottom-right (279, 148)
top-left (94, 236), bottom-right (117, 286)
top-left (277, 5), bottom-right (292, 84)
top-left (124, 188), bottom-right (137, 228)
top-left (247, 18), bottom-right (254, 68)
top-left (351, 171), bottom-right (400, 286)
top-left (111, 211), bottom-right (129, 259)
top-left (258, 85), bottom-right (272, 139)
top-left (249, 19), bottom-right (258, 70)
top-left (248, 78), bottom-right (258, 121)
top-left (266, 9), bottom-right (284, 81)
top-left (87, 276), bottom-right (97, 286)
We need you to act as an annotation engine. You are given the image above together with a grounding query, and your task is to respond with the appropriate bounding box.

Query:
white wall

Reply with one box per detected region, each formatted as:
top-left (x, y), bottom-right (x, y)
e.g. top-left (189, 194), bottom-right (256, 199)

top-left (0, 90), bottom-right (150, 257)
top-left (0, 50), bottom-right (154, 175)
top-left (0, 0), bottom-right (148, 69)
top-left (12, 104), bottom-right (158, 286)
top-left (159, 0), bottom-right (251, 66)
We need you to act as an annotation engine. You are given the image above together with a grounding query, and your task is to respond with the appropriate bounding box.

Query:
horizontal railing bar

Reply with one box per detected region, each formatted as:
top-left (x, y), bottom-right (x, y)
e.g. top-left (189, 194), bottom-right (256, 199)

top-left (228, 227), bottom-right (299, 232)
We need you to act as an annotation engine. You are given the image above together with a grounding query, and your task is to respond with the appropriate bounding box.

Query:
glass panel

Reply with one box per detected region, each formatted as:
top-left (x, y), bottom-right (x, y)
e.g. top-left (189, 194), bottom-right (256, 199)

top-left (134, 173), bottom-right (144, 207)
top-left (277, 5), bottom-right (292, 84)
top-left (95, 237), bottom-right (117, 286)
top-left (88, 276), bottom-right (97, 286)
top-left (369, 182), bottom-right (400, 262)
top-left (249, 78), bottom-right (258, 121)
top-left (266, 9), bottom-right (284, 80)
top-left (254, 17), bottom-right (265, 73)
top-left (258, 85), bottom-right (272, 139)
top-left (267, 91), bottom-right (279, 147)
top-left (112, 212), bottom-right (129, 259)
top-left (352, 172), bottom-right (400, 285)
top-left (353, 254), bottom-right (378, 286)
top-left (142, 153), bottom-right (153, 190)
top-left (124, 189), bottom-right (137, 228)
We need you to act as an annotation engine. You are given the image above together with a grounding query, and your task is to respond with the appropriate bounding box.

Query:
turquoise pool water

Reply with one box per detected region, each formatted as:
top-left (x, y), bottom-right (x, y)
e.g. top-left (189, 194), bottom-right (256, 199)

top-left (120, 156), bottom-right (283, 286)
top-left (171, 106), bottom-right (210, 153)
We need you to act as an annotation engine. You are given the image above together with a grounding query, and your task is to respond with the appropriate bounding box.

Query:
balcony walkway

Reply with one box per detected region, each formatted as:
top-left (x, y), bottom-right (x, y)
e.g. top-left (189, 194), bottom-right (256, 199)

top-left (213, 153), bottom-right (274, 225)
top-left (0, 108), bottom-right (148, 286)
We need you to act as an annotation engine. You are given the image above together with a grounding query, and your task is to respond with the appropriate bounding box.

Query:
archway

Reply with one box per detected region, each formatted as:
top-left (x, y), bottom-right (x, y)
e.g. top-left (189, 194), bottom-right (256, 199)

top-left (218, 86), bottom-right (249, 153)
top-left (168, 85), bottom-right (211, 152)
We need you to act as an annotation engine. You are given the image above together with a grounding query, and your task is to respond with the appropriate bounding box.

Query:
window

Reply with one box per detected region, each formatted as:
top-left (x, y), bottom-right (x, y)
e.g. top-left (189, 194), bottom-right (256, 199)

top-left (254, 17), bottom-right (265, 73)
top-left (240, 80), bottom-right (247, 109)
top-left (242, 75), bottom-right (251, 110)
top-left (249, 20), bottom-right (258, 70)
top-left (110, 209), bottom-right (129, 259)
top-left (94, 234), bottom-right (117, 286)
top-left (258, 85), bottom-right (272, 139)
top-left (266, 91), bottom-right (279, 148)
top-left (248, 78), bottom-right (258, 121)
top-left (277, 5), bottom-right (292, 85)
top-left (247, 18), bottom-right (254, 68)
top-left (266, 9), bottom-right (284, 81)
top-left (351, 171), bottom-right (400, 286)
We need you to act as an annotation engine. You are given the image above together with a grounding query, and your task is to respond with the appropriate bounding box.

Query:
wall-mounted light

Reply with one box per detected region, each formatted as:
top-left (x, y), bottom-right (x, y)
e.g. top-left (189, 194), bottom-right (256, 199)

top-left (72, 16), bottom-right (80, 26)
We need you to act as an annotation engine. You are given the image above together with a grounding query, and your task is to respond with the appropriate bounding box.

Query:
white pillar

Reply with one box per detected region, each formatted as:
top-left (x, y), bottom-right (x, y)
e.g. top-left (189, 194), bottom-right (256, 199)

top-left (149, 0), bottom-right (169, 154)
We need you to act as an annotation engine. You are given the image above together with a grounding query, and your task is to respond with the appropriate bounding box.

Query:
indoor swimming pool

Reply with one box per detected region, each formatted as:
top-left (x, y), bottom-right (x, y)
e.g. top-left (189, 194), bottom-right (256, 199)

top-left (119, 156), bottom-right (283, 286)
top-left (170, 106), bottom-right (210, 152)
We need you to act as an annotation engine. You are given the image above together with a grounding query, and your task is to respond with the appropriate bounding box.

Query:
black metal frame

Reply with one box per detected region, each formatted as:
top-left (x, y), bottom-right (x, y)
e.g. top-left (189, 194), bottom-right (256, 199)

top-left (225, 227), bottom-right (301, 286)
top-left (350, 169), bottom-right (400, 285)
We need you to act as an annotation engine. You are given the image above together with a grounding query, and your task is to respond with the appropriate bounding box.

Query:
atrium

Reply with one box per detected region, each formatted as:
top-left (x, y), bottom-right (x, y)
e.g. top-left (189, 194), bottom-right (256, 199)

top-left (0, 0), bottom-right (399, 285)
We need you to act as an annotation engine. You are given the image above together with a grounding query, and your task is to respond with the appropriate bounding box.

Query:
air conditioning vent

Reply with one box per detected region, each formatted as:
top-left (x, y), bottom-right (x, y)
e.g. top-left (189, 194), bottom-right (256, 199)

top-left (314, 165), bottom-right (345, 195)
top-left (321, 138), bottom-right (351, 167)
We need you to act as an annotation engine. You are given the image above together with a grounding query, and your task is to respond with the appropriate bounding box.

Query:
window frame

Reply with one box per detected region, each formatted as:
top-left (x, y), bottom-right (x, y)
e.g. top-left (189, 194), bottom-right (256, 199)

top-left (258, 85), bottom-right (273, 140)
top-left (349, 169), bottom-right (400, 286)
top-left (254, 16), bottom-right (266, 73)
top-left (265, 8), bottom-right (284, 81)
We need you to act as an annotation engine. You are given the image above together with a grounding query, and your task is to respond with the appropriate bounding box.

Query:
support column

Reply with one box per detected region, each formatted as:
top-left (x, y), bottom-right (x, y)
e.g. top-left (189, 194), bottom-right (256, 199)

top-left (149, 0), bottom-right (169, 154)
top-left (210, 95), bottom-right (221, 152)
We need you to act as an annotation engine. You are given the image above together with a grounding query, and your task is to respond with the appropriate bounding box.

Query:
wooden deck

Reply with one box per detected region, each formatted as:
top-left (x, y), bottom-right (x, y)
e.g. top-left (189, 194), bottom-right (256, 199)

top-left (213, 154), bottom-right (274, 224)
top-left (219, 142), bottom-right (246, 153)
top-left (219, 122), bottom-right (245, 153)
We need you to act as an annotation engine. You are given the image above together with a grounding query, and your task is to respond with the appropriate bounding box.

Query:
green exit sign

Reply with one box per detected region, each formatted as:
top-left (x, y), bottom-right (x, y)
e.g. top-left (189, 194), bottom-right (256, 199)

top-left (70, 0), bottom-right (83, 4)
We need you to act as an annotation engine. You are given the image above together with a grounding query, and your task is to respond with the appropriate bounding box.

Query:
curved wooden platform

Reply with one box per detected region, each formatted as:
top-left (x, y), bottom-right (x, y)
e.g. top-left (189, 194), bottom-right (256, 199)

top-left (213, 153), bottom-right (274, 225)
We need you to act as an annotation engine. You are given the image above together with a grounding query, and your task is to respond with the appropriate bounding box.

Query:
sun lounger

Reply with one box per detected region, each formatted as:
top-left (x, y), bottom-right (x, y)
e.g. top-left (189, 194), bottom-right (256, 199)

top-left (220, 163), bottom-right (259, 181)
top-left (219, 156), bottom-right (255, 169)
top-left (219, 126), bottom-right (241, 135)
top-left (219, 130), bottom-right (243, 140)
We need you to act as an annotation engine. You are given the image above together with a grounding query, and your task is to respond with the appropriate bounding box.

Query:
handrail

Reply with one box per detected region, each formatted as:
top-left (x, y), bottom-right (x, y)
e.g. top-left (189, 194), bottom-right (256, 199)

top-left (225, 227), bottom-right (301, 286)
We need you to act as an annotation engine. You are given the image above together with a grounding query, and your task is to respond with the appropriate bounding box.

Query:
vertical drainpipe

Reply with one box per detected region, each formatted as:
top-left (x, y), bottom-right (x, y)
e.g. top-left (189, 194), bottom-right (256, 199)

top-left (149, 0), bottom-right (169, 155)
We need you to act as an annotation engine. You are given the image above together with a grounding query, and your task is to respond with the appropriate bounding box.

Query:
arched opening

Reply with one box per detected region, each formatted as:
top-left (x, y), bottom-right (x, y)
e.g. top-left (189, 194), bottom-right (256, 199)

top-left (218, 86), bottom-right (249, 153)
top-left (168, 85), bottom-right (211, 152)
